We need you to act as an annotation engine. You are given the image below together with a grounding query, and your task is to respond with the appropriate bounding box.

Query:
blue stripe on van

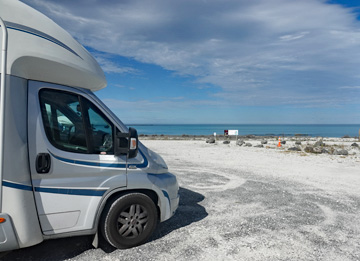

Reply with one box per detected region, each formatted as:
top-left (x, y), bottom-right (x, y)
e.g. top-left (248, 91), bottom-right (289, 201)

top-left (162, 190), bottom-right (170, 201)
top-left (2, 181), bottom-right (106, 196)
top-left (2, 180), bottom-right (33, 191)
top-left (133, 150), bottom-right (149, 168)
top-left (50, 153), bottom-right (127, 168)
top-left (34, 187), bottom-right (106, 196)
top-left (3, 21), bottom-right (81, 58)
top-left (49, 149), bottom-right (148, 169)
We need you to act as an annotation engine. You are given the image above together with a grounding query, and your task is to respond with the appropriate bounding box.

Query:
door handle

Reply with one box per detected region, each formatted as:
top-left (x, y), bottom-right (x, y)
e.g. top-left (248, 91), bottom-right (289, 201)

top-left (36, 153), bottom-right (51, 174)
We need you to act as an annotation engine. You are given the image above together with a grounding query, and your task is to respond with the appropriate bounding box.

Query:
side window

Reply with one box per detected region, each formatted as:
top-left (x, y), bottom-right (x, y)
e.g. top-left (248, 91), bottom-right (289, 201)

top-left (39, 89), bottom-right (114, 154)
top-left (82, 99), bottom-right (114, 154)
top-left (39, 90), bottom-right (88, 153)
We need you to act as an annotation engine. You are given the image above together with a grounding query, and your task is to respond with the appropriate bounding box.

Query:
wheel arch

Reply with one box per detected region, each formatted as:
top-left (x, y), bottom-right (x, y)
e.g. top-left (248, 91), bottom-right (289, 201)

top-left (94, 188), bottom-right (160, 231)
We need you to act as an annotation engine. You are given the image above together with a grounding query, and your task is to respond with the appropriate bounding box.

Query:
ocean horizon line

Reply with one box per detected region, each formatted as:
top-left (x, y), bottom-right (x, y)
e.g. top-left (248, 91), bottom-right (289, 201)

top-left (126, 123), bottom-right (360, 138)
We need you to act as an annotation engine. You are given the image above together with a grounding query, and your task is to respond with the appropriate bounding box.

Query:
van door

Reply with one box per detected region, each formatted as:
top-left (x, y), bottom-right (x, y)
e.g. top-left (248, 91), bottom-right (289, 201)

top-left (27, 81), bottom-right (127, 235)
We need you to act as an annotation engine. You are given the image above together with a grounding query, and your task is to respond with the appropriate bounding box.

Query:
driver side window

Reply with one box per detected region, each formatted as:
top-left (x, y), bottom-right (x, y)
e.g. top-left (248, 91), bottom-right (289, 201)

top-left (39, 89), bottom-right (114, 155)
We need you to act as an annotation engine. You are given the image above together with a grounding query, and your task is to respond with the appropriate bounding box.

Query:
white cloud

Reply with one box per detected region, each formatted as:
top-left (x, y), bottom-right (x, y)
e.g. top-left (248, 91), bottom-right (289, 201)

top-left (112, 84), bottom-right (126, 89)
top-left (92, 54), bottom-right (140, 74)
top-left (279, 32), bottom-right (309, 41)
top-left (111, 84), bottom-right (136, 90)
top-left (339, 86), bottom-right (360, 89)
top-left (21, 0), bottom-right (360, 107)
top-left (102, 97), bottom-right (225, 111)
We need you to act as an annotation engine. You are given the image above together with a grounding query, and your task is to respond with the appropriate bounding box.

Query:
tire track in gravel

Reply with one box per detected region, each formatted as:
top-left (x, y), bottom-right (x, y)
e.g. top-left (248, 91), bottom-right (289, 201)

top-left (166, 160), bottom-right (360, 260)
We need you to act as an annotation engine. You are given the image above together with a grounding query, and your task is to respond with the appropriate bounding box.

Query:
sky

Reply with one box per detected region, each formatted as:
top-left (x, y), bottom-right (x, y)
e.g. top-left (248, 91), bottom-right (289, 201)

top-left (21, 0), bottom-right (360, 124)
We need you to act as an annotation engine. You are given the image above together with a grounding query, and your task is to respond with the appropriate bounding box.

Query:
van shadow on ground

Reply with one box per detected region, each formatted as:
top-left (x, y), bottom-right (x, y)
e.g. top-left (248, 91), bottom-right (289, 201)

top-left (0, 235), bottom-right (94, 261)
top-left (152, 187), bottom-right (207, 240)
top-left (0, 187), bottom-right (207, 260)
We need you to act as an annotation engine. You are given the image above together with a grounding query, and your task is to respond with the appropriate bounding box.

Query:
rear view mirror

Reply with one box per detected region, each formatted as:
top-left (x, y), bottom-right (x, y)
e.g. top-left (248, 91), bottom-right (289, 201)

top-left (115, 127), bottom-right (139, 158)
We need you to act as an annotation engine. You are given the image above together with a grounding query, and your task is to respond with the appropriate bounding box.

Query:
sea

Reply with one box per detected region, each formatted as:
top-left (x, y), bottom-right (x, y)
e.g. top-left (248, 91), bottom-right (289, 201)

top-left (127, 124), bottom-right (360, 138)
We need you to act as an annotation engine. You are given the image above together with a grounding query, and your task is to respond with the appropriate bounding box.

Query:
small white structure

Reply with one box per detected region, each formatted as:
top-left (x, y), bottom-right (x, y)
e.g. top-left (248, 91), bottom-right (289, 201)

top-left (228, 130), bottom-right (239, 136)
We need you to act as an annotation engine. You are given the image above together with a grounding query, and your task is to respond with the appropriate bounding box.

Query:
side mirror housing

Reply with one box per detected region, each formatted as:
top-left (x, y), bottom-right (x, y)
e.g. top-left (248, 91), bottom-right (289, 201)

top-left (115, 127), bottom-right (139, 158)
top-left (128, 127), bottom-right (139, 159)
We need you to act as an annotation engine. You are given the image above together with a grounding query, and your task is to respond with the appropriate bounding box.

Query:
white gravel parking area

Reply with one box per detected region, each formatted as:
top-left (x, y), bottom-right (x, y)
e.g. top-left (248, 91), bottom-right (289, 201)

top-left (2, 139), bottom-right (360, 260)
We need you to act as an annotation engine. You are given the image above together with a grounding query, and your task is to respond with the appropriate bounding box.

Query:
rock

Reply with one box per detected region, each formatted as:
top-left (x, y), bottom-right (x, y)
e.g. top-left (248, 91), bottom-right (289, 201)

top-left (342, 135), bottom-right (351, 138)
top-left (321, 148), bottom-right (329, 154)
top-left (305, 145), bottom-right (327, 154)
top-left (245, 143), bottom-right (252, 147)
top-left (281, 140), bottom-right (286, 145)
top-left (295, 141), bottom-right (302, 145)
top-left (245, 135), bottom-right (256, 139)
top-left (304, 146), bottom-right (314, 153)
top-left (236, 140), bottom-right (245, 146)
top-left (223, 140), bottom-right (230, 144)
top-left (206, 138), bottom-right (215, 144)
top-left (295, 134), bottom-right (308, 137)
top-left (254, 144), bottom-right (263, 148)
top-left (334, 149), bottom-right (348, 155)
top-left (351, 143), bottom-right (359, 147)
top-left (313, 147), bottom-right (323, 154)
top-left (314, 140), bottom-right (325, 147)
top-left (288, 147), bottom-right (301, 151)
top-left (261, 140), bottom-right (268, 144)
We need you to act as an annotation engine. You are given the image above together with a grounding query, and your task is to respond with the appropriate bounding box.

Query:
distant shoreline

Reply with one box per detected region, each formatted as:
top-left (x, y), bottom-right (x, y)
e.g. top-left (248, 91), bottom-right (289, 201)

top-left (128, 123), bottom-right (360, 138)
top-left (139, 134), bottom-right (360, 140)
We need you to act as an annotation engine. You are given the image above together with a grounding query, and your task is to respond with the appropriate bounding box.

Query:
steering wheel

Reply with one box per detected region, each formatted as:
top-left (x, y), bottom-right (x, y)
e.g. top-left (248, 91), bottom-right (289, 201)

top-left (102, 133), bottom-right (113, 152)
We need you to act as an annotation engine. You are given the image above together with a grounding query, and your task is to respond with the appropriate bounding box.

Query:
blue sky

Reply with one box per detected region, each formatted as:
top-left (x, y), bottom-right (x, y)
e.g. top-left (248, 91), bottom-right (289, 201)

top-left (22, 0), bottom-right (360, 124)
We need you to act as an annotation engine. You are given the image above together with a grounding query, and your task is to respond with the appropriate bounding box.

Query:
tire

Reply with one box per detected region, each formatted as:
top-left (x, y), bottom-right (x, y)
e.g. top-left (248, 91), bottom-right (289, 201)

top-left (101, 193), bottom-right (158, 249)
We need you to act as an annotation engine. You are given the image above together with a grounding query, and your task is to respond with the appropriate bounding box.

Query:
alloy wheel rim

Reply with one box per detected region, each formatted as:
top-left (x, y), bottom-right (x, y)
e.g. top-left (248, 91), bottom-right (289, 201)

top-left (117, 204), bottom-right (149, 238)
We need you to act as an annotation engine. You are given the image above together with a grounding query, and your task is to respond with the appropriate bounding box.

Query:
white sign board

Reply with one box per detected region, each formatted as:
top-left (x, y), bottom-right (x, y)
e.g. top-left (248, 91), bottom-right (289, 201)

top-left (228, 130), bottom-right (238, 135)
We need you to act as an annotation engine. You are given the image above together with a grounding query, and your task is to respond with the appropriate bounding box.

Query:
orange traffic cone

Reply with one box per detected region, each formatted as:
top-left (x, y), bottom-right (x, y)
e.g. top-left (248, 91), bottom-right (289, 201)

top-left (277, 137), bottom-right (281, 147)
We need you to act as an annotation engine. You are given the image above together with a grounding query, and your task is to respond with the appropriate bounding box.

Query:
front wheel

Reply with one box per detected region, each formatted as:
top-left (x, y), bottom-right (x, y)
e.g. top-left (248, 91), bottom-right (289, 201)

top-left (101, 193), bottom-right (158, 249)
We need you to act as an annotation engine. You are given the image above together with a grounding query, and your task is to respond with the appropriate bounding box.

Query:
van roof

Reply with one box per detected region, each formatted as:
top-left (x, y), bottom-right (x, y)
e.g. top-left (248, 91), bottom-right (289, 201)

top-left (0, 0), bottom-right (106, 91)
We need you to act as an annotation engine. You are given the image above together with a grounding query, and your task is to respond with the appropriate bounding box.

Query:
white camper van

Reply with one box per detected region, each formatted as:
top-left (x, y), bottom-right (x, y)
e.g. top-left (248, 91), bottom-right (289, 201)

top-left (0, 0), bottom-right (179, 251)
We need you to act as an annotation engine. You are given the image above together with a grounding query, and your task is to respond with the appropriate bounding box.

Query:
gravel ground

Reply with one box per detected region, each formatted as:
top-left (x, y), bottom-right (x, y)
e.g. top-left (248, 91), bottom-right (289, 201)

top-left (2, 140), bottom-right (360, 260)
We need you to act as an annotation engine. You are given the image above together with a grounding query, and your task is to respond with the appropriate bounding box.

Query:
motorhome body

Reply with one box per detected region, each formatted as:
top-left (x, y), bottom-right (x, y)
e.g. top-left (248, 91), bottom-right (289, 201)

top-left (0, 0), bottom-right (179, 251)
